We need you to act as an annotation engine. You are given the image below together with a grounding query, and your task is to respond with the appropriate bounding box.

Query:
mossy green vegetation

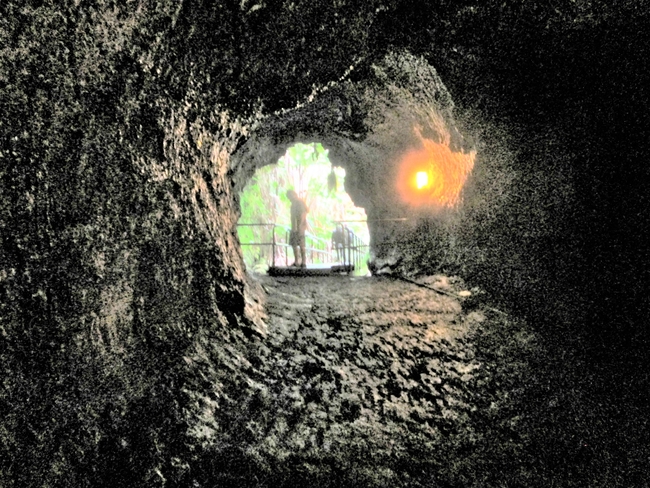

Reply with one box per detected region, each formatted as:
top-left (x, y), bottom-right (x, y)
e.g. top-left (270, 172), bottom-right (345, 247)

top-left (238, 143), bottom-right (369, 272)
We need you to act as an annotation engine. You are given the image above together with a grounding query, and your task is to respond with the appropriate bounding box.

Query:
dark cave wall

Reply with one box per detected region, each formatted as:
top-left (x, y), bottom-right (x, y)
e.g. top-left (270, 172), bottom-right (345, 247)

top-left (0, 1), bottom-right (387, 484)
top-left (0, 2), bottom-right (262, 485)
top-left (423, 2), bottom-right (650, 348)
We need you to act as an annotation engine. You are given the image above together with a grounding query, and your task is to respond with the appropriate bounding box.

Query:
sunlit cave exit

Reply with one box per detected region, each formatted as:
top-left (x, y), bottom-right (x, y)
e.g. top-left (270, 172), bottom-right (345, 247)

top-left (237, 142), bottom-right (370, 275)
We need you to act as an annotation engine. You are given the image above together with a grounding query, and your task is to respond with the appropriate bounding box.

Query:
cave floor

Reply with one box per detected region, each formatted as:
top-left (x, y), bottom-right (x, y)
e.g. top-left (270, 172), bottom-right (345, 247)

top-left (216, 273), bottom-right (648, 487)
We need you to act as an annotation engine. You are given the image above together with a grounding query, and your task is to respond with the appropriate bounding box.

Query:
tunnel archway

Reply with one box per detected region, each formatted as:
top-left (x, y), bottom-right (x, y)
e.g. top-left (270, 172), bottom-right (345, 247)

top-left (231, 51), bottom-right (477, 277)
top-left (5, 3), bottom-right (650, 486)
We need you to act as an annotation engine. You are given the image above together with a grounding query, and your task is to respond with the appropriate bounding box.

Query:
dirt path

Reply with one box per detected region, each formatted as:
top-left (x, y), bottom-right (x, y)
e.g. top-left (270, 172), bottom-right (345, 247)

top-left (262, 274), bottom-right (484, 430)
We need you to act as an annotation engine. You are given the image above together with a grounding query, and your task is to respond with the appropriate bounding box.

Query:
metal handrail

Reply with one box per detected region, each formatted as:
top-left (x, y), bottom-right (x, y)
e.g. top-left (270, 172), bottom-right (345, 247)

top-left (237, 222), bottom-right (367, 272)
top-left (237, 223), bottom-right (332, 268)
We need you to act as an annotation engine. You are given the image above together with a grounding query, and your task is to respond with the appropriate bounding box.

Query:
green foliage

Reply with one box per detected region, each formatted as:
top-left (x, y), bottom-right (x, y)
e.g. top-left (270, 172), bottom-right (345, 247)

top-left (238, 142), bottom-right (368, 270)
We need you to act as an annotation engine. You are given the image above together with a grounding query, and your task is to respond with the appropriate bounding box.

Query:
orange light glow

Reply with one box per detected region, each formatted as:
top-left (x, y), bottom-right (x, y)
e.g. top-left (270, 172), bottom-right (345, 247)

top-left (416, 171), bottom-right (429, 189)
top-left (396, 128), bottom-right (475, 208)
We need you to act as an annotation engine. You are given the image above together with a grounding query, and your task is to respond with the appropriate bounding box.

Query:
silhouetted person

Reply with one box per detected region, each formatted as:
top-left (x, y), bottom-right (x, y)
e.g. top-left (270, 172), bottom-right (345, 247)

top-left (287, 189), bottom-right (308, 267)
top-left (331, 223), bottom-right (347, 263)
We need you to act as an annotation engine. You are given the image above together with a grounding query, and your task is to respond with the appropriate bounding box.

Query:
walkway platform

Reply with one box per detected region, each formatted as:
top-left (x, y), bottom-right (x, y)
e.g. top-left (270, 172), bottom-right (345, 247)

top-left (268, 263), bottom-right (355, 276)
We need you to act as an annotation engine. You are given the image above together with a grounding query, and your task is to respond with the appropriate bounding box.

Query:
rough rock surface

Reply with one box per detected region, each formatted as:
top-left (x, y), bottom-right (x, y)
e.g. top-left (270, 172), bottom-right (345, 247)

top-left (183, 273), bottom-right (649, 487)
top-left (201, 274), bottom-right (522, 486)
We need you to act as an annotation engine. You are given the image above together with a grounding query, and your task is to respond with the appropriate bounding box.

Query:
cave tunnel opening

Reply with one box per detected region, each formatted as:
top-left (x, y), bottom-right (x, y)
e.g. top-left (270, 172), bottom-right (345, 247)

top-left (237, 142), bottom-right (370, 275)
top-left (230, 51), bottom-right (479, 280)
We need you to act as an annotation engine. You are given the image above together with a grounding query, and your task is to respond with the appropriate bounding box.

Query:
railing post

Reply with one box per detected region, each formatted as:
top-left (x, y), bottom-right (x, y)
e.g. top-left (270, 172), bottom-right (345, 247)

top-left (347, 230), bottom-right (352, 268)
top-left (272, 225), bottom-right (276, 268)
top-left (355, 235), bottom-right (360, 269)
top-left (238, 221), bottom-right (367, 274)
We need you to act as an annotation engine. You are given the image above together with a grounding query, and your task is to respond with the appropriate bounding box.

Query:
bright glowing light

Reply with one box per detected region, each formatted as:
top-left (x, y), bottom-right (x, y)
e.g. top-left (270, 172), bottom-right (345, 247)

top-left (396, 127), bottom-right (476, 208)
top-left (416, 171), bottom-right (428, 189)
